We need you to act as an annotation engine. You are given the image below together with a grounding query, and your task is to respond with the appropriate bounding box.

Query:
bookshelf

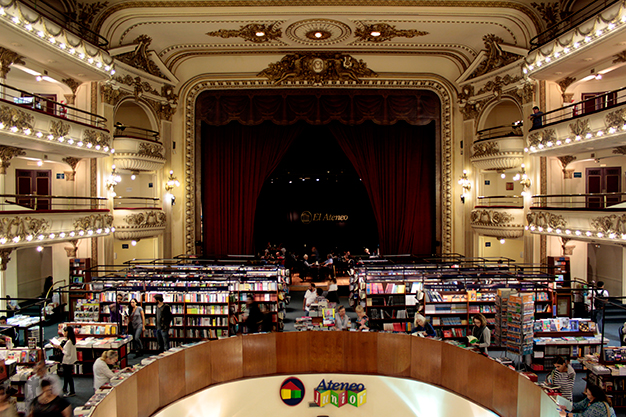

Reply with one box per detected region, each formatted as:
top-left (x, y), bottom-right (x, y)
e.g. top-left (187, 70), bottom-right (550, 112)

top-left (582, 348), bottom-right (626, 408)
top-left (363, 278), bottom-right (421, 332)
top-left (68, 258), bottom-right (92, 320)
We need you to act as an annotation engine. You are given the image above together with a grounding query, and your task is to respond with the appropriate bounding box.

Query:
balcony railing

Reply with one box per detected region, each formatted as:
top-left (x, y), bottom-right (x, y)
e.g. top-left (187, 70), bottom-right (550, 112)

top-left (531, 193), bottom-right (626, 209)
top-left (113, 196), bottom-right (161, 209)
top-left (114, 125), bottom-right (160, 142)
top-left (1, 194), bottom-right (107, 211)
top-left (0, 83), bottom-right (107, 129)
top-left (17, 0), bottom-right (109, 47)
top-left (476, 123), bottom-right (523, 142)
top-left (530, 86), bottom-right (626, 130)
top-left (475, 195), bottom-right (524, 208)
top-left (529, 0), bottom-right (621, 51)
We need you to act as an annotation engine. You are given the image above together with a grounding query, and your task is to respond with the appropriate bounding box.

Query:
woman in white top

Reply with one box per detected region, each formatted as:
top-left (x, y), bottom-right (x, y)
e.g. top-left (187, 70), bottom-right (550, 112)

top-left (61, 326), bottom-right (77, 397)
top-left (93, 350), bottom-right (118, 390)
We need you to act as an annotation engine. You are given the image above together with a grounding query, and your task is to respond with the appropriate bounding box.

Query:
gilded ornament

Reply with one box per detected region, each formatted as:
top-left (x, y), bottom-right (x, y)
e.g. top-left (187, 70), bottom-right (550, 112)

top-left (0, 105), bottom-right (34, 131)
top-left (50, 120), bottom-right (71, 138)
top-left (0, 217), bottom-right (49, 241)
top-left (116, 35), bottom-right (166, 79)
top-left (0, 145), bottom-right (25, 174)
top-left (83, 130), bottom-right (111, 148)
top-left (62, 78), bottom-right (82, 95)
top-left (469, 34), bottom-right (523, 79)
top-left (354, 23), bottom-right (428, 43)
top-left (470, 209), bottom-right (513, 225)
top-left (605, 108), bottom-right (626, 129)
top-left (472, 141), bottom-right (499, 158)
top-left (206, 23), bottom-right (282, 43)
top-left (68, 1), bottom-right (109, 28)
top-left (591, 214), bottom-right (626, 234)
top-left (613, 50), bottom-right (626, 64)
top-left (0, 47), bottom-right (25, 78)
top-left (613, 146), bottom-right (626, 155)
top-left (0, 248), bottom-right (12, 271)
top-left (63, 157), bottom-right (82, 171)
top-left (459, 101), bottom-right (481, 121)
top-left (124, 211), bottom-right (167, 227)
top-left (138, 142), bottom-right (165, 159)
top-left (514, 83), bottom-right (534, 105)
top-left (74, 213), bottom-right (113, 231)
top-left (526, 211), bottom-right (567, 229)
top-left (557, 76), bottom-right (576, 95)
top-left (477, 75), bottom-right (522, 100)
top-left (457, 85), bottom-right (474, 103)
top-left (557, 155), bottom-right (576, 169)
top-left (258, 53), bottom-right (377, 85)
top-left (569, 119), bottom-right (590, 137)
top-left (100, 84), bottom-right (129, 106)
top-left (531, 2), bottom-right (566, 28)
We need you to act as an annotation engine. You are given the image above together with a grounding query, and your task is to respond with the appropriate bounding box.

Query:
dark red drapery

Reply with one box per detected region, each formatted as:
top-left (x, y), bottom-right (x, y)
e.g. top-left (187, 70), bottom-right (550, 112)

top-left (201, 121), bottom-right (303, 255)
top-left (330, 122), bottom-right (436, 255)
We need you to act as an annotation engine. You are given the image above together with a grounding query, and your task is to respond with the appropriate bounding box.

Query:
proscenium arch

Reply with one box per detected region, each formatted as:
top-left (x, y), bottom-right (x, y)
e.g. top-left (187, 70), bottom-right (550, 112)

top-left (180, 75), bottom-right (456, 256)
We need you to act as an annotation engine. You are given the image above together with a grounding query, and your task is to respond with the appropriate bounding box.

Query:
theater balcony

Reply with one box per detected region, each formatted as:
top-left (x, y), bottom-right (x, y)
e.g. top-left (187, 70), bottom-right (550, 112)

top-left (0, 83), bottom-right (112, 158)
top-left (470, 196), bottom-right (525, 239)
top-left (525, 88), bottom-right (626, 157)
top-left (112, 197), bottom-right (165, 240)
top-left (524, 0), bottom-right (626, 83)
top-left (0, 0), bottom-right (114, 82)
top-left (470, 125), bottom-right (524, 171)
top-left (112, 126), bottom-right (165, 172)
top-left (0, 194), bottom-right (111, 249)
top-left (526, 193), bottom-right (626, 244)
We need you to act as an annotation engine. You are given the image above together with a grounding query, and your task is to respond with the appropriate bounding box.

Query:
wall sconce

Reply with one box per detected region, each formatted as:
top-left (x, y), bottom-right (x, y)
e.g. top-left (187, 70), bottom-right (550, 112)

top-left (458, 170), bottom-right (471, 203)
top-left (165, 170), bottom-right (180, 205)
top-left (513, 164), bottom-right (532, 196)
top-left (105, 164), bottom-right (122, 197)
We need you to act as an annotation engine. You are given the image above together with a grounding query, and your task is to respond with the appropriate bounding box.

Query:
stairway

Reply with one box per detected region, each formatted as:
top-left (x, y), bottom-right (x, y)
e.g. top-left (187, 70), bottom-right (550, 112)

top-left (603, 300), bottom-right (626, 324)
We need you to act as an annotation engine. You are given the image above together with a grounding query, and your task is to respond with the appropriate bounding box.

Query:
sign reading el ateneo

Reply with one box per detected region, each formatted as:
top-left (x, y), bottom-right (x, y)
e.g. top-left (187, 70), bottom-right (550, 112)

top-left (301, 211), bottom-right (349, 224)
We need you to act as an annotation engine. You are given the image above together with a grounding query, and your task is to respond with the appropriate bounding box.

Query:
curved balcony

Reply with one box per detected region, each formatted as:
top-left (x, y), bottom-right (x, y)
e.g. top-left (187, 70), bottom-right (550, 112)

top-left (471, 195), bottom-right (525, 238)
top-left (113, 197), bottom-right (165, 240)
top-left (112, 126), bottom-right (165, 172)
top-left (0, 83), bottom-right (111, 157)
top-left (0, 0), bottom-right (114, 81)
top-left (470, 125), bottom-right (524, 171)
top-left (527, 193), bottom-right (626, 244)
top-left (0, 194), bottom-right (111, 249)
top-left (526, 87), bottom-right (626, 157)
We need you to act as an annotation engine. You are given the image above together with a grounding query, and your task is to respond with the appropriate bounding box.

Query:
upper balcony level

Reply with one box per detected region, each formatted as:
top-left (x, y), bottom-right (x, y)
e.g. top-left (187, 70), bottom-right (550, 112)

top-left (471, 195), bottom-right (525, 239)
top-left (112, 125), bottom-right (165, 172)
top-left (0, 83), bottom-right (113, 158)
top-left (112, 196), bottom-right (165, 240)
top-left (0, 194), bottom-right (112, 249)
top-left (0, 0), bottom-right (114, 82)
top-left (471, 124), bottom-right (524, 171)
top-left (525, 0), bottom-right (626, 82)
top-left (526, 193), bottom-right (626, 244)
top-left (525, 87), bottom-right (626, 157)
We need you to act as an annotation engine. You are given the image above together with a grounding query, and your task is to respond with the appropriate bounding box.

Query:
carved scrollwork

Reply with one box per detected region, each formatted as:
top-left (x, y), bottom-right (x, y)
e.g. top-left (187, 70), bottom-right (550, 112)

top-left (258, 52), bottom-right (377, 85)
top-left (124, 210), bottom-right (167, 228)
top-left (100, 84), bottom-right (130, 106)
top-left (469, 34), bottom-right (523, 79)
top-left (0, 105), bottom-right (34, 131)
top-left (527, 129), bottom-right (556, 148)
top-left (0, 217), bottom-right (49, 241)
top-left (83, 130), bottom-right (111, 148)
top-left (116, 35), bottom-right (166, 79)
top-left (472, 141), bottom-right (499, 158)
top-left (0, 248), bottom-right (12, 271)
top-left (138, 142), bottom-right (165, 159)
top-left (514, 83), bottom-right (534, 105)
top-left (0, 46), bottom-right (25, 78)
top-left (569, 119), bottom-right (591, 137)
top-left (526, 211), bottom-right (567, 229)
top-left (74, 214), bottom-right (113, 231)
top-left (354, 23), bottom-right (428, 43)
top-left (476, 75), bottom-right (522, 100)
top-left (50, 120), bottom-right (71, 138)
top-left (613, 146), bottom-right (626, 155)
top-left (0, 145), bottom-right (26, 174)
top-left (206, 23), bottom-right (282, 43)
top-left (605, 108), bottom-right (626, 129)
top-left (591, 214), bottom-right (626, 234)
top-left (613, 50), bottom-right (626, 64)
top-left (470, 209), bottom-right (514, 225)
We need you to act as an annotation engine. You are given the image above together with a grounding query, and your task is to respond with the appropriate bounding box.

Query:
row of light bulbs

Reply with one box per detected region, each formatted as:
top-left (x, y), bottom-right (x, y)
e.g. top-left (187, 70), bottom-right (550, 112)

top-left (0, 122), bottom-right (114, 154)
top-left (525, 124), bottom-right (626, 153)
top-left (524, 12), bottom-right (626, 75)
top-left (526, 225), bottom-right (624, 240)
top-left (0, 6), bottom-right (115, 76)
top-left (0, 227), bottom-right (114, 245)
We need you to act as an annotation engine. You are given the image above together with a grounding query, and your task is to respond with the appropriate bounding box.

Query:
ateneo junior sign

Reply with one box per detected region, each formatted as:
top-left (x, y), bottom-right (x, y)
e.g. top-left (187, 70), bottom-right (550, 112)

top-left (301, 211), bottom-right (348, 224)
top-left (314, 379), bottom-right (367, 408)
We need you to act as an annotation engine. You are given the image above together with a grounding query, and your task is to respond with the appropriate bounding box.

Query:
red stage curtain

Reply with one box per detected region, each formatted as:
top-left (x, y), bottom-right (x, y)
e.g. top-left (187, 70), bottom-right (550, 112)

top-left (330, 121), bottom-right (436, 255)
top-left (201, 121), bottom-right (303, 256)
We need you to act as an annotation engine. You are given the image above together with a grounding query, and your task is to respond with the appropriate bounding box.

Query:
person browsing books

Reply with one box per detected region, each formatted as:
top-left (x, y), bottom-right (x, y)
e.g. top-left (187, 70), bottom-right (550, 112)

top-left (154, 294), bottom-right (172, 352)
top-left (303, 283), bottom-right (317, 315)
top-left (128, 298), bottom-right (145, 358)
top-left (547, 356), bottom-right (575, 403)
top-left (470, 313), bottom-right (491, 355)
top-left (60, 327), bottom-right (76, 397)
top-left (25, 361), bottom-right (62, 409)
top-left (334, 305), bottom-right (351, 331)
top-left (412, 314), bottom-right (436, 337)
top-left (93, 350), bottom-right (118, 390)
top-left (27, 379), bottom-right (71, 417)
top-left (560, 382), bottom-right (616, 417)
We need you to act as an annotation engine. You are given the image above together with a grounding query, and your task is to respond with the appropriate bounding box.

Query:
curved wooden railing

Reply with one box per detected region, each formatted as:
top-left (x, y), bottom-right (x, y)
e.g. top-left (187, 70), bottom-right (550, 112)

top-left (90, 332), bottom-right (558, 417)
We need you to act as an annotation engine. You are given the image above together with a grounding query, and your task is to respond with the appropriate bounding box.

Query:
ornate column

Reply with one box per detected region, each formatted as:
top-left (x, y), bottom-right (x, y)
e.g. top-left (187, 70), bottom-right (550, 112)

top-left (0, 47), bottom-right (25, 98)
top-left (62, 157), bottom-right (82, 182)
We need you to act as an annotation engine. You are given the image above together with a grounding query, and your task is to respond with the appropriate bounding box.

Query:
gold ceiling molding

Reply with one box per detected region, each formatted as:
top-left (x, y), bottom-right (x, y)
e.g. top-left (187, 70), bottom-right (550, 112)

top-left (0, 217), bottom-right (50, 242)
top-left (355, 23), bottom-right (428, 43)
top-left (0, 146), bottom-right (26, 175)
top-left (530, 1), bottom-right (566, 29)
top-left (285, 19), bottom-right (351, 46)
top-left (69, 1), bottom-right (109, 29)
top-left (468, 34), bottom-right (523, 79)
top-left (470, 209), bottom-right (513, 225)
top-left (0, 46), bottom-right (25, 79)
top-left (206, 23), bottom-right (282, 43)
top-left (116, 35), bottom-right (166, 79)
top-left (258, 53), bottom-right (377, 85)
top-left (125, 211), bottom-right (167, 227)
top-left (94, 1), bottom-right (543, 36)
top-left (0, 105), bottom-right (34, 131)
top-left (476, 74), bottom-right (522, 100)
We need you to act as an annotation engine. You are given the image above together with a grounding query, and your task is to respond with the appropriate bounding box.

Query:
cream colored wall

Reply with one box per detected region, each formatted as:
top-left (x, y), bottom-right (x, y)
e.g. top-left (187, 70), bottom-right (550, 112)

top-left (547, 156), bottom-right (626, 196)
top-left (481, 101), bottom-right (522, 129)
top-left (477, 236), bottom-right (524, 263)
top-left (479, 171), bottom-right (524, 197)
top-left (115, 101), bottom-right (154, 130)
top-left (587, 243), bottom-right (623, 295)
top-left (5, 157), bottom-right (90, 199)
top-left (15, 246), bottom-right (52, 299)
top-left (113, 237), bottom-right (158, 265)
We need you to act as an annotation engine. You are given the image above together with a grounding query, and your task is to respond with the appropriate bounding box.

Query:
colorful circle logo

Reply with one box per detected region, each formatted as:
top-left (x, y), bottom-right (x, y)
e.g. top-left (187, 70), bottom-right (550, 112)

top-left (280, 377), bottom-right (306, 406)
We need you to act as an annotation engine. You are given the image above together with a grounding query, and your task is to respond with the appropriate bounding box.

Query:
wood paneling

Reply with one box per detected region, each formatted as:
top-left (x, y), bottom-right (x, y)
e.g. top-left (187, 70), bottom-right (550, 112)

top-left (377, 333), bottom-right (411, 377)
top-left (185, 342), bottom-right (212, 395)
top-left (411, 337), bottom-right (442, 386)
top-left (159, 352), bottom-right (186, 408)
top-left (492, 363), bottom-right (519, 417)
top-left (115, 373), bottom-right (138, 417)
top-left (466, 354), bottom-right (496, 411)
top-left (517, 374), bottom-right (542, 417)
top-left (310, 331), bottom-right (345, 373)
top-left (345, 332), bottom-right (378, 374)
top-left (211, 335), bottom-right (243, 383)
top-left (136, 364), bottom-right (159, 417)
top-left (276, 331), bottom-right (310, 374)
top-left (441, 343), bottom-right (469, 396)
top-left (243, 333), bottom-right (277, 377)
top-left (95, 389), bottom-right (117, 417)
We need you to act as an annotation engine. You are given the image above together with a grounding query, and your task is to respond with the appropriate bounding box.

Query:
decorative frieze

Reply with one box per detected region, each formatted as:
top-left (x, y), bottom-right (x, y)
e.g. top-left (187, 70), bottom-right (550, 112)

top-left (472, 141), bottom-right (499, 158)
top-left (50, 120), bottom-right (71, 138)
top-left (124, 211), bottom-right (166, 227)
top-left (527, 129), bottom-right (556, 148)
top-left (354, 23), bottom-right (428, 43)
top-left (468, 34), bottom-right (523, 79)
top-left (0, 47), bottom-right (25, 79)
top-left (74, 214), bottom-right (114, 232)
top-left (206, 23), bottom-right (282, 43)
top-left (605, 108), bottom-right (626, 129)
top-left (471, 209), bottom-right (514, 225)
top-left (138, 142), bottom-right (165, 159)
top-left (526, 211), bottom-right (567, 229)
top-left (83, 130), bottom-right (111, 149)
top-left (0, 217), bottom-right (49, 242)
top-left (568, 119), bottom-right (591, 137)
top-left (115, 35), bottom-right (166, 78)
top-left (0, 248), bottom-right (12, 271)
top-left (101, 84), bottom-right (130, 106)
top-left (591, 214), bottom-right (626, 235)
top-left (0, 105), bottom-right (34, 131)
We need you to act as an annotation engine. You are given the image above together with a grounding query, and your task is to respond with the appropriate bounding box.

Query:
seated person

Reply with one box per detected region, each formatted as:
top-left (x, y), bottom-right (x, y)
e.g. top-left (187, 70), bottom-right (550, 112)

top-left (334, 305), bottom-right (351, 331)
top-left (321, 254), bottom-right (334, 279)
top-left (354, 305), bottom-right (369, 331)
top-left (301, 254), bottom-right (313, 281)
top-left (314, 287), bottom-right (327, 304)
top-left (412, 314), bottom-right (436, 337)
